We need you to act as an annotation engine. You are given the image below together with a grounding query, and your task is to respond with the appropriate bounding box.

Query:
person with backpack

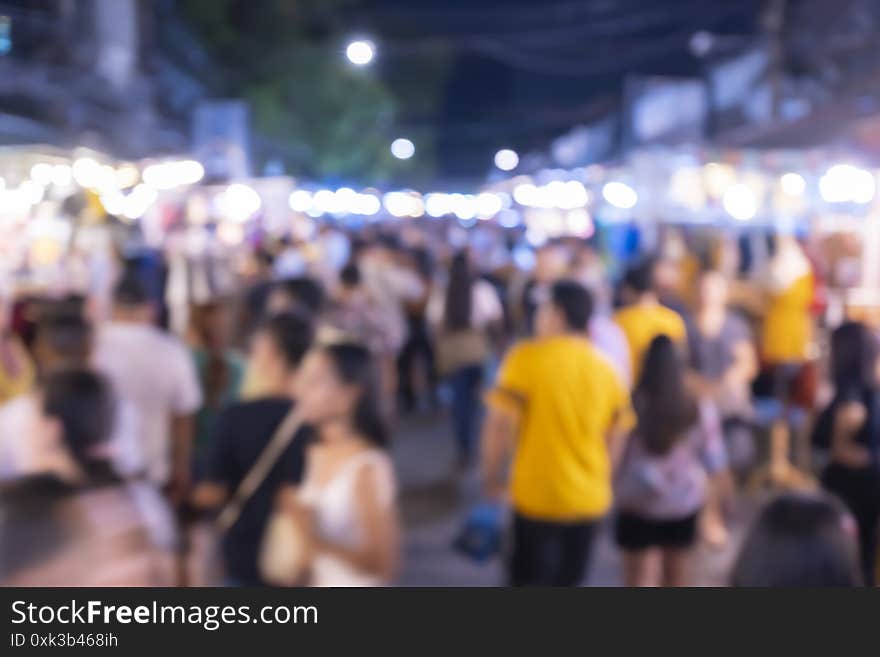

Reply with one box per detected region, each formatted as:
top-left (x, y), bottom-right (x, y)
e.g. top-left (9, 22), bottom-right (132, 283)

top-left (614, 335), bottom-right (729, 586)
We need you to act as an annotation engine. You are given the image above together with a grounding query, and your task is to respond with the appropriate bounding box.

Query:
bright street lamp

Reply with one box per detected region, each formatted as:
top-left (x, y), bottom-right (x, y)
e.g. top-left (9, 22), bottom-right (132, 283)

top-left (346, 40), bottom-right (375, 66)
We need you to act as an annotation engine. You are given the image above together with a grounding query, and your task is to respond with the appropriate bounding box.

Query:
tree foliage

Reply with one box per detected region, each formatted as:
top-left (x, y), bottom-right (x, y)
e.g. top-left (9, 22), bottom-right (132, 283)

top-left (176, 0), bottom-right (400, 183)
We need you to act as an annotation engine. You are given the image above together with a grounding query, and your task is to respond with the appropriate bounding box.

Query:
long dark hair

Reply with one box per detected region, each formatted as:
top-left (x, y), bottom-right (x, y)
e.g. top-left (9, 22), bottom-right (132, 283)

top-left (731, 493), bottom-right (861, 587)
top-left (322, 342), bottom-right (388, 447)
top-left (830, 321), bottom-right (877, 392)
top-left (42, 369), bottom-right (116, 475)
top-left (258, 311), bottom-right (314, 370)
top-left (190, 301), bottom-right (229, 408)
top-left (634, 335), bottom-right (698, 455)
top-left (444, 251), bottom-right (473, 331)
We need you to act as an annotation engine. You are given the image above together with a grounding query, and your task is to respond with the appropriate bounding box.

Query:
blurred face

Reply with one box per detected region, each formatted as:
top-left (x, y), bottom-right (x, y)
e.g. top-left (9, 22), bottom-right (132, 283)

top-left (698, 272), bottom-right (727, 310)
top-left (535, 297), bottom-right (566, 338)
top-left (534, 246), bottom-right (567, 284)
top-left (247, 330), bottom-right (288, 388)
top-left (295, 350), bottom-right (358, 427)
top-left (266, 288), bottom-right (294, 315)
top-left (653, 259), bottom-right (679, 295)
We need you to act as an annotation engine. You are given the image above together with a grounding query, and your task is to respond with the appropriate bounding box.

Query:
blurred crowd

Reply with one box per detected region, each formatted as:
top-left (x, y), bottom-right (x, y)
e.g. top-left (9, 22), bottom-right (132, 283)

top-left (0, 220), bottom-right (877, 587)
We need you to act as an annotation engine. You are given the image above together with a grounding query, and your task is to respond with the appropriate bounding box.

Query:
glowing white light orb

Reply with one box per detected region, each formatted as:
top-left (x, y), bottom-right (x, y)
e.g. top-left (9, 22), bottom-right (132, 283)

top-left (513, 183), bottom-right (538, 207)
top-left (115, 164), bottom-right (141, 189)
top-left (51, 164), bottom-right (72, 187)
top-left (476, 192), bottom-right (503, 219)
top-left (312, 189), bottom-right (336, 214)
top-left (143, 160), bottom-right (204, 190)
top-left (558, 181), bottom-right (589, 209)
top-left (451, 194), bottom-right (477, 220)
top-left (30, 163), bottom-right (54, 186)
top-left (819, 164), bottom-right (875, 204)
top-left (19, 180), bottom-right (45, 205)
top-left (122, 184), bottom-right (158, 220)
top-left (289, 190), bottom-right (313, 213)
top-left (723, 183), bottom-right (758, 221)
top-left (383, 191), bottom-right (418, 217)
top-left (494, 149), bottom-right (519, 171)
top-left (346, 40), bottom-right (375, 66)
top-left (780, 172), bottom-right (806, 197)
top-left (353, 193), bottom-right (381, 216)
top-left (218, 183), bottom-right (262, 222)
top-left (72, 158), bottom-right (101, 188)
top-left (602, 181), bottom-right (638, 209)
top-left (390, 138), bottom-right (415, 160)
top-left (333, 187), bottom-right (358, 215)
top-left (425, 193), bottom-right (450, 218)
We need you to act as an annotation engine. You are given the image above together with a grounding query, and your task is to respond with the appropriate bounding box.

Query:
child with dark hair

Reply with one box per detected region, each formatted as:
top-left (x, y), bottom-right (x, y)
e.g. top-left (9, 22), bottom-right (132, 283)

top-left (0, 369), bottom-right (176, 585)
top-left (731, 493), bottom-right (861, 587)
top-left (614, 335), bottom-right (729, 586)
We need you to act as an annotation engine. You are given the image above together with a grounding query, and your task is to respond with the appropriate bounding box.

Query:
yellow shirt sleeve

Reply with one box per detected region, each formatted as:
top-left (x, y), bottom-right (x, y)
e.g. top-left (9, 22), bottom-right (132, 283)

top-left (485, 342), bottom-right (530, 415)
top-left (670, 312), bottom-right (687, 342)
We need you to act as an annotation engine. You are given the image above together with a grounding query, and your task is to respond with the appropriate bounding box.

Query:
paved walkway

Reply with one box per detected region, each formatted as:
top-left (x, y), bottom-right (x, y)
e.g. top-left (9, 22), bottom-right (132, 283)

top-left (392, 410), bottom-right (750, 586)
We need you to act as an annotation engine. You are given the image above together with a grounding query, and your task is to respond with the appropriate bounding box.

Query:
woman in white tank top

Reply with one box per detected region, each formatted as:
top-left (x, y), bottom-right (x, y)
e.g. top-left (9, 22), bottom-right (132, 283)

top-left (282, 342), bottom-right (399, 586)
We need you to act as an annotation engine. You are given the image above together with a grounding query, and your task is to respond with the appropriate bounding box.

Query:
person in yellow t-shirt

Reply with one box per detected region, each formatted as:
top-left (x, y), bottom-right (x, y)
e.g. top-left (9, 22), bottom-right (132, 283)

top-left (482, 280), bottom-right (633, 586)
top-left (757, 235), bottom-right (816, 489)
top-left (613, 261), bottom-right (687, 385)
top-left (760, 236), bottom-right (814, 368)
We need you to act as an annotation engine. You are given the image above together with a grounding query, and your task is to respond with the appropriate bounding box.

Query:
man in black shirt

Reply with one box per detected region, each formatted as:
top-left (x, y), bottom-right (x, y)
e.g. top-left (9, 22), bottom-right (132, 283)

top-left (193, 312), bottom-right (314, 586)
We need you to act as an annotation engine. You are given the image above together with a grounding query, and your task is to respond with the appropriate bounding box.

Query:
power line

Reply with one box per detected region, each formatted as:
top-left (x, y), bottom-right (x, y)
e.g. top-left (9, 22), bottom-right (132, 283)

top-left (369, 0), bottom-right (700, 32)
top-left (374, 1), bottom-right (756, 44)
top-left (363, 2), bottom-right (761, 77)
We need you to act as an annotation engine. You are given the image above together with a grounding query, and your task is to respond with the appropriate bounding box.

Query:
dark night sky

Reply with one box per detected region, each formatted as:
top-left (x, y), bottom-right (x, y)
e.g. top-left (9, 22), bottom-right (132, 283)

top-left (365, 0), bottom-right (764, 183)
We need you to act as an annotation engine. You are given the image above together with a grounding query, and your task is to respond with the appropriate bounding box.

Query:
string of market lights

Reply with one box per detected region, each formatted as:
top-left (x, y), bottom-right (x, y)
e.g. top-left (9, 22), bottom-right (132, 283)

top-left (3, 146), bottom-right (879, 245)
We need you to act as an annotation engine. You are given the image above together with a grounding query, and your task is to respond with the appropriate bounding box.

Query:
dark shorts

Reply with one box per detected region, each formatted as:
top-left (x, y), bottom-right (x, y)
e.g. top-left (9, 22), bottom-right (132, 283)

top-left (614, 511), bottom-right (699, 551)
top-left (507, 513), bottom-right (598, 586)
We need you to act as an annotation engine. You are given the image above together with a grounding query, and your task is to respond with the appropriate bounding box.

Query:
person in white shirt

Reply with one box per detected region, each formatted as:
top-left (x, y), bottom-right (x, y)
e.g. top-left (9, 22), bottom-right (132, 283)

top-left (92, 274), bottom-right (202, 504)
top-left (280, 342), bottom-right (399, 587)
